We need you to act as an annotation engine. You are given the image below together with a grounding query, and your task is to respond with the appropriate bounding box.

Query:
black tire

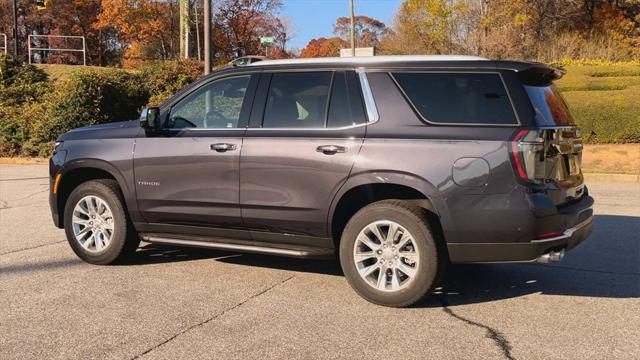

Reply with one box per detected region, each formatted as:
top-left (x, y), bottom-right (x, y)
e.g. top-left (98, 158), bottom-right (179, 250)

top-left (339, 200), bottom-right (444, 307)
top-left (63, 179), bottom-right (140, 265)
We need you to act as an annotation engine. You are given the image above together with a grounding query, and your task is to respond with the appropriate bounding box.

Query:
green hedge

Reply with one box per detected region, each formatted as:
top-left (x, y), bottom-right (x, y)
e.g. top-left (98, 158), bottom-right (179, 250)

top-left (25, 70), bottom-right (148, 155)
top-left (555, 64), bottom-right (640, 143)
top-left (138, 60), bottom-right (203, 106)
top-left (0, 55), bottom-right (205, 156)
top-left (0, 56), bottom-right (51, 155)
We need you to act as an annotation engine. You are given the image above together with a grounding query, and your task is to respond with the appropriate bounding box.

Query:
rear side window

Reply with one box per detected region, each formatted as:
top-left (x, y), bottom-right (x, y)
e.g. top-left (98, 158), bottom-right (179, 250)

top-left (524, 85), bottom-right (574, 126)
top-left (392, 73), bottom-right (518, 125)
top-left (263, 72), bottom-right (332, 128)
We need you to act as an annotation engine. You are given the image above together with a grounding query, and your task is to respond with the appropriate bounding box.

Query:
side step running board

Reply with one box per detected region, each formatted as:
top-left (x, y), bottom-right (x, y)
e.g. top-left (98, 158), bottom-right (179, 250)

top-left (140, 234), bottom-right (335, 259)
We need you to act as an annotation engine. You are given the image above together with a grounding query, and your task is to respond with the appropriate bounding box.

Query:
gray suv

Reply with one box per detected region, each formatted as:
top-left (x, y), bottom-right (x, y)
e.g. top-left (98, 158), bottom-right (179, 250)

top-left (49, 55), bottom-right (593, 307)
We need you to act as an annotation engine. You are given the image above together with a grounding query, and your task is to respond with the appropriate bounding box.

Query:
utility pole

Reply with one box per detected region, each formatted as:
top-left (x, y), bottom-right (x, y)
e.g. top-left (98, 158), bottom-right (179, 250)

top-left (349, 0), bottom-right (355, 57)
top-left (180, 0), bottom-right (190, 59)
top-left (12, 0), bottom-right (18, 57)
top-left (195, 1), bottom-right (201, 61)
top-left (204, 0), bottom-right (211, 75)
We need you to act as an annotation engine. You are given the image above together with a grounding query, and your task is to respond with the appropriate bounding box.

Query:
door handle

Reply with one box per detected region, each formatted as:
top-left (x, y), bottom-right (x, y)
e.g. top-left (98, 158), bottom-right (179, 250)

top-left (316, 145), bottom-right (346, 155)
top-left (210, 143), bottom-right (237, 152)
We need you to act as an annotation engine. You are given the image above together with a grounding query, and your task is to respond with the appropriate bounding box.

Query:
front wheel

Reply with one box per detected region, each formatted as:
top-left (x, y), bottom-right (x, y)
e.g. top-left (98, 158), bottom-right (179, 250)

top-left (339, 200), bottom-right (443, 307)
top-left (63, 179), bottom-right (140, 265)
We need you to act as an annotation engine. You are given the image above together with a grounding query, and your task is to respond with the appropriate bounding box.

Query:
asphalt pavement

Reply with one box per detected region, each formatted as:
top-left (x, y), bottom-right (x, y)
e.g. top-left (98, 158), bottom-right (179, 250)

top-left (1, 164), bottom-right (638, 359)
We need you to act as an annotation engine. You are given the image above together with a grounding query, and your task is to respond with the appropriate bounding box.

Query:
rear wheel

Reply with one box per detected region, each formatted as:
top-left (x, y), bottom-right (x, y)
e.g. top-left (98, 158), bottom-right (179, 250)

top-left (64, 179), bottom-right (139, 265)
top-left (339, 200), bottom-right (443, 307)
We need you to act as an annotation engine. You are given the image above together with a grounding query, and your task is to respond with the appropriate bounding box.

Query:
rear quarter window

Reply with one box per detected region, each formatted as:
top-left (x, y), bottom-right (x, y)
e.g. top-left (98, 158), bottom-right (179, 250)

top-left (523, 84), bottom-right (574, 126)
top-left (392, 72), bottom-right (518, 126)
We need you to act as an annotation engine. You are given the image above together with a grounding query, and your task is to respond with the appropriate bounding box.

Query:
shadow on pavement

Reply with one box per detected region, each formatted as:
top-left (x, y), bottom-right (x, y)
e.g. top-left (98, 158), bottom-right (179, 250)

top-left (129, 243), bottom-right (345, 275)
top-left (0, 258), bottom-right (85, 275)
top-left (129, 215), bottom-right (639, 304)
top-left (7, 215), bottom-right (634, 305)
top-left (422, 214), bottom-right (639, 306)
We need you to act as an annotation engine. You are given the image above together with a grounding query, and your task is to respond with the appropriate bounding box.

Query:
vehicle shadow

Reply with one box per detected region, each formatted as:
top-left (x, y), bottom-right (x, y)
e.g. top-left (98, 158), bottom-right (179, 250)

top-left (129, 214), bottom-right (640, 305)
top-left (128, 243), bottom-right (345, 275)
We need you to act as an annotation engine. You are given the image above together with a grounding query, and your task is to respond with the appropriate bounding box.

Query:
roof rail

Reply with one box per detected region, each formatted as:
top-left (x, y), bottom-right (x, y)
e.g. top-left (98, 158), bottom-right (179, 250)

top-left (248, 55), bottom-right (489, 67)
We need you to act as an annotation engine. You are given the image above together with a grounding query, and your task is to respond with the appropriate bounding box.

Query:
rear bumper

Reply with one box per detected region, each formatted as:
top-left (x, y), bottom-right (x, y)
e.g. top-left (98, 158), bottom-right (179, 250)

top-left (447, 193), bottom-right (594, 263)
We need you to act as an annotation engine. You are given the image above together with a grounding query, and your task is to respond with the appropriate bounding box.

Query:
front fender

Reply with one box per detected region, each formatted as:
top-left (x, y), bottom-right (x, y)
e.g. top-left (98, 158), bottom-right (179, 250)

top-left (62, 158), bottom-right (133, 200)
top-left (52, 137), bottom-right (140, 227)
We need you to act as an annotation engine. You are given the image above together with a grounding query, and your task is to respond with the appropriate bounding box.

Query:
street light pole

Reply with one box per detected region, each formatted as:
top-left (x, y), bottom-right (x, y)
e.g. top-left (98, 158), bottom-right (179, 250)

top-left (349, 0), bottom-right (355, 57)
top-left (204, 0), bottom-right (211, 75)
top-left (12, 0), bottom-right (18, 57)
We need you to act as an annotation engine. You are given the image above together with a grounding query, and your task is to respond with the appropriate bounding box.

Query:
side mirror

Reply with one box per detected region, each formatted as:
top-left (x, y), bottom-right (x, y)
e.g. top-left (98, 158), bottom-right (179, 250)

top-left (140, 107), bottom-right (161, 131)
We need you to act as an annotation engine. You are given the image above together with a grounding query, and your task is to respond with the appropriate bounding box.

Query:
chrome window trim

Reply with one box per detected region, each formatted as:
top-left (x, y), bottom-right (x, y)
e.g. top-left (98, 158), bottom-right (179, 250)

top-left (163, 127), bottom-right (246, 132)
top-left (357, 70), bottom-right (380, 124)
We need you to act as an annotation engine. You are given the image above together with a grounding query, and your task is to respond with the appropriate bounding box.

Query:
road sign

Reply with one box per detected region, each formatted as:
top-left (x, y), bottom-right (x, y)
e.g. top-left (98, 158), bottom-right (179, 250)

top-left (260, 37), bottom-right (274, 45)
top-left (340, 47), bottom-right (376, 57)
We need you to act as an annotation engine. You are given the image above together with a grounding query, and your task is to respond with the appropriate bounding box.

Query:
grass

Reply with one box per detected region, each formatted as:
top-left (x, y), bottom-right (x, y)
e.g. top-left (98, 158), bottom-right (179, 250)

top-left (555, 63), bottom-right (640, 143)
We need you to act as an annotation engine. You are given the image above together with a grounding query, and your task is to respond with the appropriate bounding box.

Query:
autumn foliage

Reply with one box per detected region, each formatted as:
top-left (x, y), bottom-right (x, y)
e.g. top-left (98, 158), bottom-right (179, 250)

top-left (333, 15), bottom-right (388, 47)
top-left (94, 0), bottom-right (180, 66)
top-left (379, 0), bottom-right (640, 62)
top-left (0, 0), bottom-right (292, 66)
top-left (300, 37), bottom-right (346, 58)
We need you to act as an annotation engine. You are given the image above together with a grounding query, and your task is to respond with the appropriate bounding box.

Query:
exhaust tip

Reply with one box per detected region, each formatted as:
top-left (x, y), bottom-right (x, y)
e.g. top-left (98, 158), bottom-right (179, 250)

top-left (536, 249), bottom-right (565, 264)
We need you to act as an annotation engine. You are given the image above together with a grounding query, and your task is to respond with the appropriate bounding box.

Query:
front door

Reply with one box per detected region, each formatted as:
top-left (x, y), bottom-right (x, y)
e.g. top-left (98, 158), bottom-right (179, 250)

top-left (134, 74), bottom-right (256, 232)
top-left (240, 71), bottom-right (368, 239)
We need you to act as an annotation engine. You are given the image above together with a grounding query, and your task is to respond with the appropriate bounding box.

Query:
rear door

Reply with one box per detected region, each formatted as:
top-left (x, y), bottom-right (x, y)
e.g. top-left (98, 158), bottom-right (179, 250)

top-left (134, 74), bottom-right (257, 233)
top-left (240, 70), bottom-right (367, 239)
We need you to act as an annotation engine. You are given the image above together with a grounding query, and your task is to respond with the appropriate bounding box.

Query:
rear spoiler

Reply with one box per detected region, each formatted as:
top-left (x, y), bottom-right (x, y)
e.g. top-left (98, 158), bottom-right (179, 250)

top-left (497, 61), bottom-right (565, 86)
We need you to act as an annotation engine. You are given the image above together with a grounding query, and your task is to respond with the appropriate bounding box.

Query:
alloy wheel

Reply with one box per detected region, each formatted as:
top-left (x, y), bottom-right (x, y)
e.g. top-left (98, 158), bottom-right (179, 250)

top-left (353, 220), bottom-right (420, 292)
top-left (71, 195), bottom-right (115, 253)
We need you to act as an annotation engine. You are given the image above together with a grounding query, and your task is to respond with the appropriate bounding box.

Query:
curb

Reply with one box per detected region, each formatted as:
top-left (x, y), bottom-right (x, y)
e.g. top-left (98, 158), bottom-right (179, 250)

top-left (584, 173), bottom-right (640, 183)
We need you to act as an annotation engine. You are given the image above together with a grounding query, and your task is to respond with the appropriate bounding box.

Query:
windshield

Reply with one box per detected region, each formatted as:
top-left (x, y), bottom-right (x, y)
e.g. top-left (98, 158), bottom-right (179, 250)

top-left (524, 85), bottom-right (574, 126)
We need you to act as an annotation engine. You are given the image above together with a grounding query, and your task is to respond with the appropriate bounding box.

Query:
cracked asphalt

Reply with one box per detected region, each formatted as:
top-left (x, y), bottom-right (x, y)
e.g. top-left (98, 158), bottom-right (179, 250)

top-left (1, 164), bottom-right (639, 359)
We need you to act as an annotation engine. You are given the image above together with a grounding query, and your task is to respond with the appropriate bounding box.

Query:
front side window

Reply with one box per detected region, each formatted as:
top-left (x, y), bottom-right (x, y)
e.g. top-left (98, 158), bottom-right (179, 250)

top-left (263, 72), bottom-right (332, 128)
top-left (393, 72), bottom-right (518, 125)
top-left (168, 75), bottom-right (251, 129)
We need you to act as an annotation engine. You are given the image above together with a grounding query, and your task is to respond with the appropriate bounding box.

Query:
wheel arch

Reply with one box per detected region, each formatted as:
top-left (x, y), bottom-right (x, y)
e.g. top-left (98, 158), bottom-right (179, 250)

top-left (328, 171), bottom-right (446, 249)
top-left (56, 159), bottom-right (133, 228)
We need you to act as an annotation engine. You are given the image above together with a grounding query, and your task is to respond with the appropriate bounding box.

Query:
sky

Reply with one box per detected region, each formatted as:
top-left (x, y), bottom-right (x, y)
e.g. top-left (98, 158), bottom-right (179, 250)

top-left (280, 0), bottom-right (404, 50)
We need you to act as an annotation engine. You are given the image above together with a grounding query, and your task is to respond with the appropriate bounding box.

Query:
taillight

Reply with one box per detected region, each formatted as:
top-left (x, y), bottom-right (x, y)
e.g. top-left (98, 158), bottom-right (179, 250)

top-left (510, 129), bottom-right (544, 184)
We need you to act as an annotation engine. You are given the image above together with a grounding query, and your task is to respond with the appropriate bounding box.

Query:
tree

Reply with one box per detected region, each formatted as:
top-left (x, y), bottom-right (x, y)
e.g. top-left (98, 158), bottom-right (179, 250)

top-left (1, 0), bottom-right (107, 64)
top-left (379, 0), bottom-right (469, 55)
top-left (94, 0), bottom-right (180, 64)
top-left (300, 37), bottom-right (346, 58)
top-left (333, 15), bottom-right (387, 47)
top-left (380, 0), bottom-right (640, 61)
top-left (276, 16), bottom-right (296, 52)
top-left (212, 0), bottom-right (286, 61)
